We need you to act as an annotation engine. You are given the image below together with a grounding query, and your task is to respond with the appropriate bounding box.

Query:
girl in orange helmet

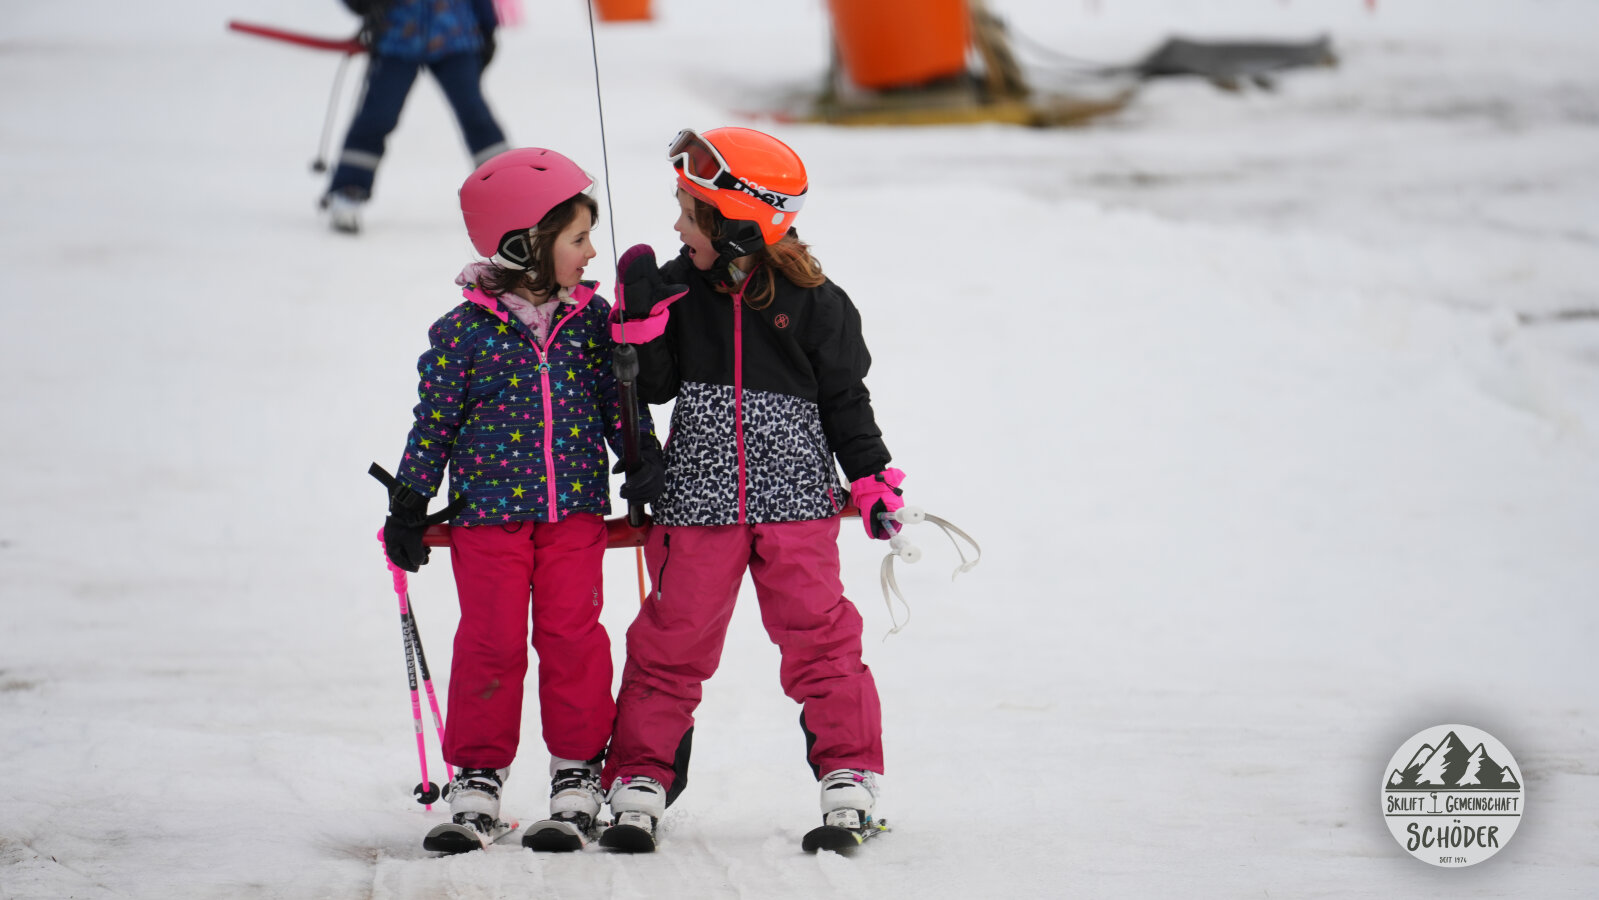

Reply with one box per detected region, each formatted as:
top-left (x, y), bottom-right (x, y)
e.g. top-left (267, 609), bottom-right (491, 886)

top-left (596, 127), bottom-right (907, 852)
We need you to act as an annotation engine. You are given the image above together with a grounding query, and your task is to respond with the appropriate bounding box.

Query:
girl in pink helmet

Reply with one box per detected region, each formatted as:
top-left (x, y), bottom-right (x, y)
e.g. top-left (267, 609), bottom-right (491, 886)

top-left (597, 127), bottom-right (907, 852)
top-left (373, 147), bottom-right (664, 853)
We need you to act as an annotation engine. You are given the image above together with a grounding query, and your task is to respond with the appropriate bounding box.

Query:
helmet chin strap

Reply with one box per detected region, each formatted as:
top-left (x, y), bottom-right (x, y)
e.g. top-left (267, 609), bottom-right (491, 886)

top-left (701, 211), bottom-right (765, 285)
top-left (694, 246), bottom-right (735, 289)
top-left (710, 214), bottom-right (764, 261)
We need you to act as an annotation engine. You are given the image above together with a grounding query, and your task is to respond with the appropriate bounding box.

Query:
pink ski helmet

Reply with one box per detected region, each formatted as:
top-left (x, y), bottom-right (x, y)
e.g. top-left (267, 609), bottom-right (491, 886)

top-left (460, 148), bottom-right (594, 267)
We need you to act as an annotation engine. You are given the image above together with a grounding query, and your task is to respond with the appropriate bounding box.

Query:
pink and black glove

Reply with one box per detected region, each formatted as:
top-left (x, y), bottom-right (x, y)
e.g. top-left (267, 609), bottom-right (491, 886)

top-left (850, 468), bottom-right (906, 540)
top-left (611, 244), bottom-right (687, 344)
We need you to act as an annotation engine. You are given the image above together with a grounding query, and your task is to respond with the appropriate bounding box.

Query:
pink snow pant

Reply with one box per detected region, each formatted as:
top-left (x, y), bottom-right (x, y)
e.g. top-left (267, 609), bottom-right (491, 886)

top-left (603, 518), bottom-right (883, 793)
top-left (443, 515), bottom-right (614, 769)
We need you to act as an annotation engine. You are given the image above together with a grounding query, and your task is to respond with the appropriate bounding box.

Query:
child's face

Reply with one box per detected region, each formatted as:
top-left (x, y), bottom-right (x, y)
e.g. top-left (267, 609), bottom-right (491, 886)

top-left (553, 206), bottom-right (597, 288)
top-left (674, 189), bottom-right (719, 271)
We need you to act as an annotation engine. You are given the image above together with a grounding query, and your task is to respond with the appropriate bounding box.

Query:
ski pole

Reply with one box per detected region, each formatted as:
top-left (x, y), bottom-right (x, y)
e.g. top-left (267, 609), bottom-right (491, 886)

top-left (379, 531), bottom-right (450, 807)
top-left (311, 52), bottom-right (358, 173)
top-left (399, 567), bottom-right (452, 797)
top-left (222, 21), bottom-right (364, 174)
top-left (384, 538), bottom-right (438, 808)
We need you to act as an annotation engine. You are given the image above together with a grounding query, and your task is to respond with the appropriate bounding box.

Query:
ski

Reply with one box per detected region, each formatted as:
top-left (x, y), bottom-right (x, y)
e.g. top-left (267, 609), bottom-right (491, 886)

top-left (802, 818), bottom-right (890, 853)
top-left (521, 815), bottom-right (602, 852)
top-left (423, 815), bottom-right (521, 854)
top-left (597, 812), bottom-right (657, 853)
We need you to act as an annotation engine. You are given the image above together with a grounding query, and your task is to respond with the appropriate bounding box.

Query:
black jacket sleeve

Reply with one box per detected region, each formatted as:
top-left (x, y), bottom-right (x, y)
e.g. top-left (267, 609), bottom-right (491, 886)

top-left (804, 283), bottom-right (890, 482)
top-left (634, 334), bottom-right (681, 404)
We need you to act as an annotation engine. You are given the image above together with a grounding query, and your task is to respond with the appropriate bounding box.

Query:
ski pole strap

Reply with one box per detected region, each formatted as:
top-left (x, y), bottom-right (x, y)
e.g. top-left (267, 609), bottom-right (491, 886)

top-left (880, 554), bottom-right (911, 638)
top-left (369, 462), bottom-right (470, 524)
top-left (926, 513), bottom-right (982, 578)
top-left (369, 461), bottom-right (399, 490)
top-left (874, 511), bottom-right (981, 639)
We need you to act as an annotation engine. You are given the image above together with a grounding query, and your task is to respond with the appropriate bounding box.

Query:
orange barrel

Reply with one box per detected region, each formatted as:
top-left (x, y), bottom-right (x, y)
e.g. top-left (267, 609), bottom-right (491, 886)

top-left (827, 0), bottom-right (970, 89)
top-left (594, 0), bottom-right (652, 22)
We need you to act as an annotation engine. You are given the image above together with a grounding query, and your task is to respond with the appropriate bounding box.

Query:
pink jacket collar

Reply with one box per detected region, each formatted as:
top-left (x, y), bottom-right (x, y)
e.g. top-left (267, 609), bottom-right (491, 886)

top-left (455, 261), bottom-right (596, 323)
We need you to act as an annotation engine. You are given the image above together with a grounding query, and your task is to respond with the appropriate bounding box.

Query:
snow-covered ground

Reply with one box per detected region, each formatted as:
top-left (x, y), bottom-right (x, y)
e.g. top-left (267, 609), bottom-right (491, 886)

top-left (3, 0), bottom-right (1596, 896)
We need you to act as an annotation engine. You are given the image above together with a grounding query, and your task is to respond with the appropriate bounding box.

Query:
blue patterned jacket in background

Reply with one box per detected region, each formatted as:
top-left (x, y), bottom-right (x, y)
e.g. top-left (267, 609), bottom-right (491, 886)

top-left (395, 279), bottom-right (658, 525)
top-left (370, 0), bottom-right (497, 63)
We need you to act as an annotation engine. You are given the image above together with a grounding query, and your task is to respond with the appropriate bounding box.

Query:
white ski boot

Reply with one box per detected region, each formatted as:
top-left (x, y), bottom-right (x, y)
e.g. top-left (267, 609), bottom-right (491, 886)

top-left (598, 775), bottom-right (666, 853)
top-left (802, 769), bottom-right (889, 852)
top-left (818, 768), bottom-right (879, 830)
top-left (321, 186), bottom-right (366, 234)
top-left (522, 757), bottom-right (605, 852)
top-left (423, 767), bottom-right (515, 854)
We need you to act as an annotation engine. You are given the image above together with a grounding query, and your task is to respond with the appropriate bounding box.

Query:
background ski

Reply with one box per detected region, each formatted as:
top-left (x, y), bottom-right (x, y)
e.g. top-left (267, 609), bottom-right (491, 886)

top-left (521, 816), bottom-right (601, 852)
top-left (598, 820), bottom-right (656, 853)
top-left (422, 816), bottom-right (520, 854)
top-left (802, 819), bottom-right (890, 854)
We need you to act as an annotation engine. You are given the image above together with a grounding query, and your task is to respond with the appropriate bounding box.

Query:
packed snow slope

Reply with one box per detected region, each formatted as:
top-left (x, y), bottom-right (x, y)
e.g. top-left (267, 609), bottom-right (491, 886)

top-left (2, 0), bottom-right (1596, 897)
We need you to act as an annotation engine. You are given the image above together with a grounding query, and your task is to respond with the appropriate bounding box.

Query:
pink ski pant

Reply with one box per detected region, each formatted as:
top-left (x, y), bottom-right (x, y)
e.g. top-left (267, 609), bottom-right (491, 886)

top-left (604, 518), bottom-right (883, 792)
top-left (443, 515), bottom-right (614, 769)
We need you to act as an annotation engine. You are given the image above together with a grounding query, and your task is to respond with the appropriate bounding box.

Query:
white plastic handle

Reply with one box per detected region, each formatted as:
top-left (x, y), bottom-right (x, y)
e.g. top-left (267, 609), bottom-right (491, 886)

top-left (888, 532), bottom-right (922, 563)
top-left (882, 505), bottom-right (925, 526)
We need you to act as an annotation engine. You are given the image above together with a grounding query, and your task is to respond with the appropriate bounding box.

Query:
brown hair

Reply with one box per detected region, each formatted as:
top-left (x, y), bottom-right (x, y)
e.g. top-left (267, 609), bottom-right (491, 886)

top-left (692, 196), bottom-right (825, 309)
top-left (477, 193), bottom-right (600, 299)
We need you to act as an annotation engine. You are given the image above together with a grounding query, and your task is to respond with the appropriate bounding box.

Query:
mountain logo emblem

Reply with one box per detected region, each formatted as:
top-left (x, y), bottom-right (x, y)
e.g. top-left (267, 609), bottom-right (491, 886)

top-left (1381, 724), bottom-right (1524, 867)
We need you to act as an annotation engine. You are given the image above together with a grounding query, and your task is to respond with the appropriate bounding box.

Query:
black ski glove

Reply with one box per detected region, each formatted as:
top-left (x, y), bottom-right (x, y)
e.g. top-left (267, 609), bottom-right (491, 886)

top-left (370, 463), bottom-right (466, 572)
top-left (617, 244), bottom-right (688, 321)
top-left (382, 482), bottom-right (433, 572)
top-left (613, 446), bottom-right (666, 504)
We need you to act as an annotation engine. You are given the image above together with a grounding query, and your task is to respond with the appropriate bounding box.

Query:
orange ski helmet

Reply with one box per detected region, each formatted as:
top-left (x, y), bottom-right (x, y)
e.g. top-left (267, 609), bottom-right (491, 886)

top-left (668, 127), bottom-right (808, 250)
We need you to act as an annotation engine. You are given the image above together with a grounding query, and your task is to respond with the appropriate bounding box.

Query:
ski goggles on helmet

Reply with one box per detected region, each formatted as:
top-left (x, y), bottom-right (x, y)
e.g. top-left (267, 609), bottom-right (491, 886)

top-left (667, 129), bottom-right (805, 214)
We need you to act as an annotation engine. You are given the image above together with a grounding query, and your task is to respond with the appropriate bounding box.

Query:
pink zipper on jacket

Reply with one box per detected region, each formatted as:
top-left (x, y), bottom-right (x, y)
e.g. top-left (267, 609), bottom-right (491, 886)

top-left (729, 275), bottom-right (758, 524)
top-left (535, 299), bottom-right (589, 520)
top-left (466, 282), bottom-right (594, 522)
top-left (732, 289), bottom-right (746, 523)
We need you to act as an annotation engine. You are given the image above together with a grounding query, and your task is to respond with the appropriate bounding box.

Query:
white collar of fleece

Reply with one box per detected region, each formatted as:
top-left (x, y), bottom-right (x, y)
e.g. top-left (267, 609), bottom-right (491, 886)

top-left (498, 287), bottom-right (573, 316)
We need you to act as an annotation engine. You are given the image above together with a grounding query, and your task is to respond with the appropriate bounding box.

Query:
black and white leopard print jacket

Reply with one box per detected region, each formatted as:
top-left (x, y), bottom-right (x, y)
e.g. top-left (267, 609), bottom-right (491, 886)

top-left (633, 249), bottom-right (892, 527)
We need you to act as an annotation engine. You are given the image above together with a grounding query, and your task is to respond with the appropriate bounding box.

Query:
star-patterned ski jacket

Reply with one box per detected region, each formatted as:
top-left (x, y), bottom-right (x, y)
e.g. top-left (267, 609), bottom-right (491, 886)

top-left (629, 248), bottom-right (891, 527)
top-left (365, 0), bottom-right (496, 63)
top-left (394, 276), bottom-right (656, 525)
